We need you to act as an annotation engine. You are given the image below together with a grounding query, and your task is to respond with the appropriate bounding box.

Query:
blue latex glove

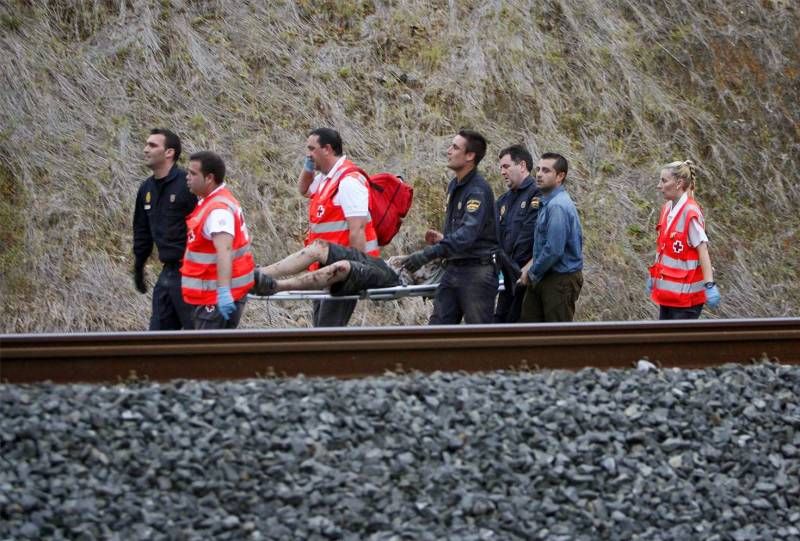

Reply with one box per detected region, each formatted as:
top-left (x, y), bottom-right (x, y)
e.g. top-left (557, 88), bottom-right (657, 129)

top-left (303, 156), bottom-right (315, 173)
top-left (217, 286), bottom-right (236, 321)
top-left (646, 276), bottom-right (653, 295)
top-left (705, 283), bottom-right (721, 309)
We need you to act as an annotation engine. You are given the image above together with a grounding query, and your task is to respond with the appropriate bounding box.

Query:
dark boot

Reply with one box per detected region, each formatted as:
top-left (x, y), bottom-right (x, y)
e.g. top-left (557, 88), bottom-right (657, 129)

top-left (251, 268), bottom-right (278, 296)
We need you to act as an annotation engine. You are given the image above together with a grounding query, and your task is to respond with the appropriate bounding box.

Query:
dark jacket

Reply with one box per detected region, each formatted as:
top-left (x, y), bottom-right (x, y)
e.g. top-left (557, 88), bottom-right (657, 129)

top-left (496, 176), bottom-right (542, 266)
top-left (132, 165), bottom-right (196, 266)
top-left (431, 168), bottom-right (499, 260)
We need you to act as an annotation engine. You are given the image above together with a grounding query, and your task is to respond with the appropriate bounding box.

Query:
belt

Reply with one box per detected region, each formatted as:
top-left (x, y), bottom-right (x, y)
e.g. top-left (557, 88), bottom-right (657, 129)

top-left (444, 256), bottom-right (494, 267)
top-left (162, 261), bottom-right (182, 269)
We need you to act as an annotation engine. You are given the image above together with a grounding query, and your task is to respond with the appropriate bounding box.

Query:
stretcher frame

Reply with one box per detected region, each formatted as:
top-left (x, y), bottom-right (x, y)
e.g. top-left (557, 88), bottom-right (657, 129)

top-left (249, 279), bottom-right (507, 302)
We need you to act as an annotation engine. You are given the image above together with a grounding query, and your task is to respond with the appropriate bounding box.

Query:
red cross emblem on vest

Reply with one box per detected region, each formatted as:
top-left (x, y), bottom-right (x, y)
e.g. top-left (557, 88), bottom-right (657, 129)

top-left (672, 239), bottom-right (684, 253)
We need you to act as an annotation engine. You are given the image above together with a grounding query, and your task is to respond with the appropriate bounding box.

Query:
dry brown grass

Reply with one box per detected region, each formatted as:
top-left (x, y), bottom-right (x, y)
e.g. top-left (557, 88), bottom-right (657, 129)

top-left (1, 0), bottom-right (798, 332)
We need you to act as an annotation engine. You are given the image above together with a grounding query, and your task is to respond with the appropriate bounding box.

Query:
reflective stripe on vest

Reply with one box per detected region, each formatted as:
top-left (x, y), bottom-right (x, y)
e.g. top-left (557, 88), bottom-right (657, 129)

top-left (659, 254), bottom-right (699, 271)
top-left (310, 220), bottom-right (348, 234)
top-left (310, 215), bottom-right (374, 234)
top-left (674, 206), bottom-right (688, 233)
top-left (212, 196), bottom-right (238, 212)
top-left (670, 202), bottom-right (702, 235)
top-left (182, 271), bottom-right (255, 291)
top-left (184, 243), bottom-right (252, 264)
top-left (654, 278), bottom-right (705, 295)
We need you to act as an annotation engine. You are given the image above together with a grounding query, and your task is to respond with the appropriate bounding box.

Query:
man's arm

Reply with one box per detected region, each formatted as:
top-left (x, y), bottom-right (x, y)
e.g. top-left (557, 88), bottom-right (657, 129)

top-left (346, 216), bottom-right (368, 252)
top-left (132, 184), bottom-right (153, 293)
top-left (518, 259), bottom-right (533, 286)
top-left (337, 173), bottom-right (370, 252)
top-left (436, 189), bottom-right (490, 258)
top-left (132, 184), bottom-right (154, 264)
top-left (212, 232), bottom-right (234, 288)
top-left (404, 191), bottom-right (488, 272)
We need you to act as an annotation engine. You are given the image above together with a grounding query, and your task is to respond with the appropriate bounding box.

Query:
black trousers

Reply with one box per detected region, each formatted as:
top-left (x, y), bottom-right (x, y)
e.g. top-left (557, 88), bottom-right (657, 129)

top-left (658, 304), bottom-right (703, 320)
top-left (430, 263), bottom-right (498, 325)
top-left (312, 299), bottom-right (357, 327)
top-left (191, 298), bottom-right (247, 329)
top-left (150, 264), bottom-right (194, 330)
top-left (494, 283), bottom-right (526, 323)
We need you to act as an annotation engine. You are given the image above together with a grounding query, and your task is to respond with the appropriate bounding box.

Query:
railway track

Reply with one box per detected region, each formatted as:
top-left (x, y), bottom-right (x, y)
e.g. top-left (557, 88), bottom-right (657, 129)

top-left (1, 318), bottom-right (798, 383)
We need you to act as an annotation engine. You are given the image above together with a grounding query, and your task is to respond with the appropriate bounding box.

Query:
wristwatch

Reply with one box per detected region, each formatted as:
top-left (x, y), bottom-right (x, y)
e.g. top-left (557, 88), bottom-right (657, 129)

top-left (704, 281), bottom-right (717, 289)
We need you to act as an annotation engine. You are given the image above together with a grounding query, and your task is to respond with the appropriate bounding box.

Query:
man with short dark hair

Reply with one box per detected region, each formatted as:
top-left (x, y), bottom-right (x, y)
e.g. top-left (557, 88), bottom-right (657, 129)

top-left (132, 128), bottom-right (196, 330)
top-left (180, 151), bottom-right (255, 329)
top-left (403, 129), bottom-right (500, 324)
top-left (519, 152), bottom-right (583, 322)
top-left (494, 144), bottom-right (542, 322)
top-left (297, 128), bottom-right (379, 326)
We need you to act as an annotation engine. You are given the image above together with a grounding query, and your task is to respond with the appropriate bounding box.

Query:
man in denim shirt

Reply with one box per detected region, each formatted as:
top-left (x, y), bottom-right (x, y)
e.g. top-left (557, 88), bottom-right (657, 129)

top-left (519, 153), bottom-right (583, 322)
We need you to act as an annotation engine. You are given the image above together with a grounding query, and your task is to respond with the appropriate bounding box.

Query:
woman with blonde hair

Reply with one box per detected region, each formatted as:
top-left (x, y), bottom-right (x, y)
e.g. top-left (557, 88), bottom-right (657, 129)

top-left (648, 160), bottom-right (721, 319)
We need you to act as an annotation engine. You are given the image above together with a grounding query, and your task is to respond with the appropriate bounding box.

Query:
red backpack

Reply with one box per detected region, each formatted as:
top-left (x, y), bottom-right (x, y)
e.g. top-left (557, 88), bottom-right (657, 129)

top-left (337, 167), bottom-right (414, 247)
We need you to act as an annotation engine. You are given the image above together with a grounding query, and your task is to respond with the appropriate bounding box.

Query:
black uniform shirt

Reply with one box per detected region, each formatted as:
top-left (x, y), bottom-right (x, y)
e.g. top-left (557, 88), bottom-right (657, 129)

top-left (132, 165), bottom-right (196, 265)
top-left (432, 168), bottom-right (499, 260)
top-left (496, 176), bottom-right (542, 266)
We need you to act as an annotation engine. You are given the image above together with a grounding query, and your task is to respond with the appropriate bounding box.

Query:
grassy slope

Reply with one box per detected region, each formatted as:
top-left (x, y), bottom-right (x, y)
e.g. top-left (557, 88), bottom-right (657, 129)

top-left (0, 0), bottom-right (797, 332)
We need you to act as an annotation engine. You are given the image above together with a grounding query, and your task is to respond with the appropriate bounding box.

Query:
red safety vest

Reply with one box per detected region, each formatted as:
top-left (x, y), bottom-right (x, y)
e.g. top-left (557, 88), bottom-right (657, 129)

top-left (304, 159), bottom-right (379, 269)
top-left (181, 186), bottom-right (255, 305)
top-left (649, 197), bottom-right (707, 307)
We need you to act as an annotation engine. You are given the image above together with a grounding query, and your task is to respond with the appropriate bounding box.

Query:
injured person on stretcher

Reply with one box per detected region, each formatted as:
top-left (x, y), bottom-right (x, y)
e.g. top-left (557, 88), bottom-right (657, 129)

top-left (249, 239), bottom-right (443, 299)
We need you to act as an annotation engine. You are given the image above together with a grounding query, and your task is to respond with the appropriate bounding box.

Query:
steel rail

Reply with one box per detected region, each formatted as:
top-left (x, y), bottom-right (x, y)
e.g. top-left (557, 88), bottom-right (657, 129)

top-left (1, 318), bottom-right (798, 384)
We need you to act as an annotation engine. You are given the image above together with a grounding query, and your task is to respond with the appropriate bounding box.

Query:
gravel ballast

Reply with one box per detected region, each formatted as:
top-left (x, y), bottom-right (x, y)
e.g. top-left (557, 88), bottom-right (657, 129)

top-left (2, 363), bottom-right (799, 540)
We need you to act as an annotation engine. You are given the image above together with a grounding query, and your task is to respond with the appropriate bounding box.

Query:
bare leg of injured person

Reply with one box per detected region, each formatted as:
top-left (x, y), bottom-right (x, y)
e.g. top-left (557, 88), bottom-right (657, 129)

top-left (251, 240), bottom-right (352, 296)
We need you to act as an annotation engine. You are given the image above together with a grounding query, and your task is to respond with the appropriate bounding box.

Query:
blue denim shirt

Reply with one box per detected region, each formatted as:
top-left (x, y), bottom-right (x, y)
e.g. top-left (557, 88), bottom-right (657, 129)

top-left (528, 186), bottom-right (583, 282)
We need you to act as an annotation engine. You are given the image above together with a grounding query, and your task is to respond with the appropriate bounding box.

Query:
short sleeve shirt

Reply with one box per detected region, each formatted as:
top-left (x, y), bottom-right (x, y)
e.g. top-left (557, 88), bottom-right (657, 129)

top-left (307, 155), bottom-right (369, 217)
top-left (199, 184), bottom-right (235, 240)
top-left (666, 193), bottom-right (708, 248)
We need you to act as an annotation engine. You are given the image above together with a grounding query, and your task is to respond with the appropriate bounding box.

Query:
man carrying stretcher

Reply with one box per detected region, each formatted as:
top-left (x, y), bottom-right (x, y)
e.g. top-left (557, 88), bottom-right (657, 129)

top-left (250, 239), bottom-right (401, 298)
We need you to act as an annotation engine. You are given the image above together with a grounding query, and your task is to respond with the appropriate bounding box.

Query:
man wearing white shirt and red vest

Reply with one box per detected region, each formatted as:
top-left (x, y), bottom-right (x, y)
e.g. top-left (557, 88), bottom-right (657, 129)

top-left (181, 151), bottom-right (255, 329)
top-left (296, 128), bottom-right (378, 326)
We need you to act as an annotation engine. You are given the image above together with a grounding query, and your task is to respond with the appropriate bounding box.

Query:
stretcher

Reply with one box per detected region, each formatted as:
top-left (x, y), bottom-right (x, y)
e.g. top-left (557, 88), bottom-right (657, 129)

top-left (249, 279), bottom-right (507, 302)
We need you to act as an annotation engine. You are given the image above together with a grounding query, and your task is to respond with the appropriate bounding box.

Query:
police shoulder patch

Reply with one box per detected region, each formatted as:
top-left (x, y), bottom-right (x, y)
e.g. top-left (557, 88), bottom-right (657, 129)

top-left (145, 192), bottom-right (151, 203)
top-left (500, 205), bottom-right (506, 217)
top-left (465, 199), bottom-right (481, 212)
